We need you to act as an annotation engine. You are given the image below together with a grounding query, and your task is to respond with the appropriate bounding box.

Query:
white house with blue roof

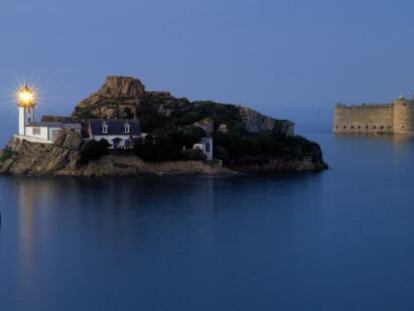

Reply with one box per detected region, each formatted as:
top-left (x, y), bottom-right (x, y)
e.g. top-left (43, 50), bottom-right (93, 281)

top-left (87, 119), bottom-right (141, 149)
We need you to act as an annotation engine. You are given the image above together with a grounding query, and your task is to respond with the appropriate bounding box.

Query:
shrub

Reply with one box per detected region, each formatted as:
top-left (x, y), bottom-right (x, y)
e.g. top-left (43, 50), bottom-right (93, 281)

top-left (133, 126), bottom-right (206, 162)
top-left (213, 146), bottom-right (229, 162)
top-left (79, 139), bottom-right (110, 164)
top-left (176, 111), bottom-right (202, 125)
top-left (182, 148), bottom-right (207, 161)
top-left (0, 148), bottom-right (13, 163)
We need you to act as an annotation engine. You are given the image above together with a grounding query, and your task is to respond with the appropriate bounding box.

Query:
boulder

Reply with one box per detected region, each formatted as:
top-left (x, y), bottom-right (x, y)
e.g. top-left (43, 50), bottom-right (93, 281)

top-left (217, 123), bottom-right (229, 134)
top-left (97, 76), bottom-right (145, 98)
top-left (72, 76), bottom-right (145, 119)
top-left (193, 118), bottom-right (214, 135)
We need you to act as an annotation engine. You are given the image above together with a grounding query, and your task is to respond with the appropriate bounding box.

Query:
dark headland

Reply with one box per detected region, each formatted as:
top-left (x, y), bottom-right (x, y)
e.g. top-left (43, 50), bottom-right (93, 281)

top-left (0, 76), bottom-right (328, 176)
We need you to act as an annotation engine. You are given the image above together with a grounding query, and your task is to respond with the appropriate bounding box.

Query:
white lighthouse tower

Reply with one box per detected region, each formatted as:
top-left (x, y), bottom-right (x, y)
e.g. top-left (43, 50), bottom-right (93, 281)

top-left (17, 85), bottom-right (35, 136)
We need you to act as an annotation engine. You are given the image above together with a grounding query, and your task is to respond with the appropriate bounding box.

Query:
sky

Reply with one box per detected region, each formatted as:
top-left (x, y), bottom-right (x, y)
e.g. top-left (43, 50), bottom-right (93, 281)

top-left (1, 0), bottom-right (414, 143)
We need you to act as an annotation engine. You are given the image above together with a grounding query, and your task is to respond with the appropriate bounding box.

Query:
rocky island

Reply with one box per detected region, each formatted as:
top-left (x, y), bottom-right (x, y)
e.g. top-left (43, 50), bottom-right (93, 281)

top-left (0, 76), bottom-right (327, 176)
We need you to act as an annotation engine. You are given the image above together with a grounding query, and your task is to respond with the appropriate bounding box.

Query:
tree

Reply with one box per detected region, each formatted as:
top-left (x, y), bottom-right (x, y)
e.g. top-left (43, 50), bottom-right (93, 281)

top-left (79, 139), bottom-right (110, 164)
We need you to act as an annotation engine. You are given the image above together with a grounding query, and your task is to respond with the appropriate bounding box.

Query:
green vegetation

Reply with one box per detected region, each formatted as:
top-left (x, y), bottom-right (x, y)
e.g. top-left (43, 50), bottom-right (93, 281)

top-left (182, 148), bottom-right (207, 161)
top-left (73, 89), bottom-right (324, 168)
top-left (73, 108), bottom-right (95, 119)
top-left (79, 139), bottom-right (111, 164)
top-left (213, 131), bottom-right (321, 165)
top-left (136, 95), bottom-right (323, 165)
top-left (174, 102), bottom-right (242, 126)
top-left (0, 148), bottom-right (13, 163)
top-left (133, 126), bottom-right (205, 162)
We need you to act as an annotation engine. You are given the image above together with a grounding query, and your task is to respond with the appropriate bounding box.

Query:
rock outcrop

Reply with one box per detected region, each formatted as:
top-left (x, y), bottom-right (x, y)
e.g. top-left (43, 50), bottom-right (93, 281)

top-left (0, 135), bottom-right (81, 176)
top-left (71, 76), bottom-right (294, 136)
top-left (0, 75), bottom-right (328, 176)
top-left (0, 132), bottom-right (326, 177)
top-left (97, 76), bottom-right (145, 98)
top-left (238, 107), bottom-right (294, 135)
top-left (0, 132), bottom-right (231, 177)
top-left (193, 118), bottom-right (214, 135)
top-left (72, 76), bottom-right (145, 119)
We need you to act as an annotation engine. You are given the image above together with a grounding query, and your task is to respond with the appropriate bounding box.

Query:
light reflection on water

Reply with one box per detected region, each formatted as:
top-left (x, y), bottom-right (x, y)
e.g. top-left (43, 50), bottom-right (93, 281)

top-left (2, 132), bottom-right (414, 310)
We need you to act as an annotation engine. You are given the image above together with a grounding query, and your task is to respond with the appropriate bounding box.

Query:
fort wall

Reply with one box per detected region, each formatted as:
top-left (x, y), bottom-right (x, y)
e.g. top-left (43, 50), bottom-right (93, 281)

top-left (333, 104), bottom-right (394, 134)
top-left (393, 99), bottom-right (414, 133)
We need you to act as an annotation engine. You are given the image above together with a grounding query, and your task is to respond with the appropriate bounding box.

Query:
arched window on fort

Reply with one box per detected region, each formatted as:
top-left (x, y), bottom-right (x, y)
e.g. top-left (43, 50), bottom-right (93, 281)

top-left (373, 126), bottom-right (376, 129)
top-left (380, 126), bottom-right (384, 130)
top-left (358, 125), bottom-right (361, 129)
top-left (343, 125), bottom-right (347, 129)
top-left (351, 126), bottom-right (354, 129)
top-left (366, 126), bottom-right (369, 129)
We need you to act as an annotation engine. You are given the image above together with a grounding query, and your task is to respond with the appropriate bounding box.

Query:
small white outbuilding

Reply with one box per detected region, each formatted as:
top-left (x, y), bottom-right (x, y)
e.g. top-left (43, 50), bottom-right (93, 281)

top-left (193, 137), bottom-right (213, 161)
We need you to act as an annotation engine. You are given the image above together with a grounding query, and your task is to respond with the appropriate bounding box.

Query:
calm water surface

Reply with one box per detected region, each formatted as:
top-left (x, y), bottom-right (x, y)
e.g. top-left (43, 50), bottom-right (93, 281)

top-left (1, 132), bottom-right (414, 310)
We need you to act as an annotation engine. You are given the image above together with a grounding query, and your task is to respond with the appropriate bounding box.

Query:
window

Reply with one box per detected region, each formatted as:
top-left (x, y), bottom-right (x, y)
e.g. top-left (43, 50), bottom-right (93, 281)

top-left (380, 126), bottom-right (384, 130)
top-left (102, 123), bottom-right (108, 134)
top-left (343, 125), bottom-right (347, 129)
top-left (32, 128), bottom-right (41, 135)
top-left (336, 125), bottom-right (339, 129)
top-left (373, 125), bottom-right (376, 129)
top-left (51, 129), bottom-right (61, 140)
top-left (366, 125), bottom-right (369, 129)
top-left (124, 123), bottom-right (130, 134)
top-left (205, 142), bottom-right (211, 153)
top-left (351, 126), bottom-right (354, 129)
top-left (402, 125), bottom-right (405, 129)
top-left (358, 125), bottom-right (361, 129)
top-left (27, 117), bottom-right (32, 123)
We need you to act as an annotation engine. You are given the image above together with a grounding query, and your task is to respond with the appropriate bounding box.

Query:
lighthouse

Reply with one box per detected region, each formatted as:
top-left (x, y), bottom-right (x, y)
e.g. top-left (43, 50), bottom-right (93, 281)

top-left (17, 85), bottom-right (35, 136)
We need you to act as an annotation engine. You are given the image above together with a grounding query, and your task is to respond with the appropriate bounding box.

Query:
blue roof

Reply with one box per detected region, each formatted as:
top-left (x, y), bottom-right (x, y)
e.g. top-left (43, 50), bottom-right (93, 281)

top-left (27, 122), bottom-right (63, 127)
top-left (89, 119), bottom-right (141, 136)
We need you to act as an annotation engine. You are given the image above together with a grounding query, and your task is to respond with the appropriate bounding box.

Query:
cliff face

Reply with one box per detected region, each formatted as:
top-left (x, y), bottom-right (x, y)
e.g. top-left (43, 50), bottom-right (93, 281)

top-left (238, 107), bottom-right (293, 135)
top-left (0, 133), bottom-right (82, 176)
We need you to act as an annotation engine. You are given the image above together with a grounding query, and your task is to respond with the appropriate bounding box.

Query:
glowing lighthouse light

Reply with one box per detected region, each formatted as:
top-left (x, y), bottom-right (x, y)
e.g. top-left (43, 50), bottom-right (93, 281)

top-left (17, 85), bottom-right (36, 107)
top-left (16, 84), bottom-right (36, 136)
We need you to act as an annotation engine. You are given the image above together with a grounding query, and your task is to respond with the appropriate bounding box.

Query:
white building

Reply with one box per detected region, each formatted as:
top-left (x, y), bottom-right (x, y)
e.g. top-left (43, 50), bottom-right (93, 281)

top-left (193, 137), bottom-right (213, 161)
top-left (15, 85), bottom-right (81, 144)
top-left (87, 119), bottom-right (141, 149)
top-left (23, 122), bottom-right (81, 143)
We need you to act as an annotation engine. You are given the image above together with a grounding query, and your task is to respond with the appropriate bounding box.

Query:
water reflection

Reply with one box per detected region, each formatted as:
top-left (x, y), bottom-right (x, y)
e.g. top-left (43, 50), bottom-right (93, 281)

top-left (333, 132), bottom-right (414, 146)
top-left (7, 133), bottom-right (414, 311)
top-left (14, 176), bottom-right (221, 249)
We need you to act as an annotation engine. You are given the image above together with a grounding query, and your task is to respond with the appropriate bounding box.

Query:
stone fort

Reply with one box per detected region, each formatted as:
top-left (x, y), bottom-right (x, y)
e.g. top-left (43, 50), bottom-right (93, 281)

top-left (333, 96), bottom-right (414, 134)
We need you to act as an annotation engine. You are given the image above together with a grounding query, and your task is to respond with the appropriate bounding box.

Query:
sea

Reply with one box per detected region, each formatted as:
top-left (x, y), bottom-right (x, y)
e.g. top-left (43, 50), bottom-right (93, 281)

top-left (1, 131), bottom-right (414, 310)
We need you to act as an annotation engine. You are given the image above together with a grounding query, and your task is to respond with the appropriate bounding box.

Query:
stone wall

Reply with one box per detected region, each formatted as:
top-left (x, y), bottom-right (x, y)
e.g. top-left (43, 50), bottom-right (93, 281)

top-left (333, 103), bottom-right (394, 134)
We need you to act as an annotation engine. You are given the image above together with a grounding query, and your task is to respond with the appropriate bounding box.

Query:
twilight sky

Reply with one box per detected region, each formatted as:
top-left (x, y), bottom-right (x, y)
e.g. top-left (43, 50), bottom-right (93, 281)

top-left (1, 0), bottom-right (414, 143)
